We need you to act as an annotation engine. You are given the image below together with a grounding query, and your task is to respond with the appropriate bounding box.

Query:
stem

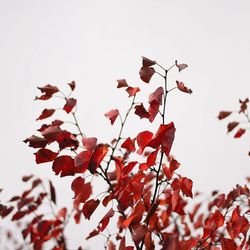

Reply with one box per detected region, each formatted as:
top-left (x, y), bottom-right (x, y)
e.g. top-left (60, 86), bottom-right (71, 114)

top-left (71, 112), bottom-right (86, 138)
top-left (104, 95), bottom-right (136, 175)
top-left (139, 69), bottom-right (170, 250)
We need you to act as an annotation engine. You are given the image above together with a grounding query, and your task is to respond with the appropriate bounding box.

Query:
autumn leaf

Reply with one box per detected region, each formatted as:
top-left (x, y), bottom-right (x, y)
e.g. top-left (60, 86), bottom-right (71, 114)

top-left (126, 87), bottom-right (140, 97)
top-left (142, 56), bottom-right (156, 67)
top-left (23, 135), bottom-right (48, 148)
top-left (63, 98), bottom-right (77, 113)
top-left (175, 60), bottom-right (188, 72)
top-left (98, 208), bottom-right (114, 232)
top-left (88, 144), bottom-right (109, 173)
top-left (49, 180), bottom-right (56, 204)
top-left (176, 81), bottom-right (192, 94)
top-left (34, 148), bottom-right (58, 164)
top-left (52, 155), bottom-right (76, 177)
top-left (121, 137), bottom-right (136, 152)
top-left (139, 67), bottom-right (155, 83)
top-left (82, 199), bottom-right (100, 220)
top-left (217, 111), bottom-right (232, 120)
top-left (134, 103), bottom-right (149, 119)
top-left (105, 109), bottom-right (119, 125)
top-left (149, 87), bottom-right (164, 105)
top-left (234, 128), bottom-right (245, 138)
top-left (117, 79), bottom-right (129, 88)
top-left (227, 122), bottom-right (239, 133)
top-left (35, 84), bottom-right (59, 100)
top-left (68, 81), bottom-right (76, 91)
top-left (82, 137), bottom-right (97, 152)
top-left (36, 109), bottom-right (55, 120)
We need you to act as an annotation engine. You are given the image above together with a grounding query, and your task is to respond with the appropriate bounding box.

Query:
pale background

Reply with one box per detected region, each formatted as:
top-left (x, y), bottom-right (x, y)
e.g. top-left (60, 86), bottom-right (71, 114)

top-left (0, 0), bottom-right (249, 249)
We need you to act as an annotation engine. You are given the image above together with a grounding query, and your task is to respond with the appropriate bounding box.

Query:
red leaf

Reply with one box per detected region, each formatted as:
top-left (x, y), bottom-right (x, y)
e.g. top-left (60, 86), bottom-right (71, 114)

top-left (35, 84), bottom-right (59, 100)
top-left (74, 151), bottom-right (91, 173)
top-left (34, 148), bottom-right (58, 164)
top-left (63, 98), bottom-right (77, 113)
top-left (98, 208), bottom-right (114, 232)
top-left (52, 155), bottom-right (76, 177)
top-left (49, 180), bottom-right (56, 204)
top-left (148, 103), bottom-right (160, 122)
top-left (82, 199), bottom-right (100, 220)
top-left (163, 234), bottom-right (180, 250)
top-left (136, 131), bottom-right (154, 154)
top-left (82, 137), bottom-right (97, 152)
top-left (117, 79), bottom-right (129, 88)
top-left (88, 144), bottom-right (109, 173)
top-left (149, 87), bottom-right (164, 105)
top-left (146, 149), bottom-right (159, 167)
top-left (134, 103), bottom-right (149, 119)
top-left (139, 67), bottom-right (155, 83)
top-left (175, 60), bottom-right (188, 72)
top-left (142, 56), bottom-right (156, 67)
top-left (181, 177), bottom-right (193, 198)
top-left (234, 128), bottom-right (245, 138)
top-left (147, 122), bottom-right (176, 155)
top-left (86, 229), bottom-right (99, 240)
top-left (227, 122), bottom-right (239, 133)
top-left (121, 137), bottom-right (136, 152)
top-left (221, 238), bottom-right (237, 250)
top-left (23, 135), bottom-right (48, 148)
top-left (169, 158), bottom-right (180, 172)
top-left (176, 81), bottom-right (192, 94)
top-left (68, 81), bottom-right (76, 91)
top-left (126, 86), bottom-right (140, 97)
top-left (217, 111), bottom-right (232, 120)
top-left (22, 175), bottom-right (33, 182)
top-left (71, 177), bottom-right (92, 205)
top-left (36, 109), bottom-right (55, 120)
top-left (105, 109), bottom-right (119, 125)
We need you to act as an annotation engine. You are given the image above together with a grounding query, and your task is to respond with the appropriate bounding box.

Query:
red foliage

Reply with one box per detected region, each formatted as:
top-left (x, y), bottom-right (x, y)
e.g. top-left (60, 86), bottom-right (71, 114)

top-left (0, 57), bottom-right (249, 250)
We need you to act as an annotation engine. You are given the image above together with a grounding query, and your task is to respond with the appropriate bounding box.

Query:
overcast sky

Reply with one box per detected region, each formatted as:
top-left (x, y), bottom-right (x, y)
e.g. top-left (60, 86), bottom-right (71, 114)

top-left (0, 0), bottom-right (250, 249)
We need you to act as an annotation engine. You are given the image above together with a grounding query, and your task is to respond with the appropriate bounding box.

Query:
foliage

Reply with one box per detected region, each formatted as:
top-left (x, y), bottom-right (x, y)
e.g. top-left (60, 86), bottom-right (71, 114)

top-left (0, 57), bottom-right (249, 250)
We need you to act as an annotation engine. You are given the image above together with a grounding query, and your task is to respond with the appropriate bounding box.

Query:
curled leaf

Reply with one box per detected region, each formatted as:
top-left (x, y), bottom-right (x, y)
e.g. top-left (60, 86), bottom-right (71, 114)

top-left (105, 109), bottom-right (119, 125)
top-left (176, 81), bottom-right (192, 94)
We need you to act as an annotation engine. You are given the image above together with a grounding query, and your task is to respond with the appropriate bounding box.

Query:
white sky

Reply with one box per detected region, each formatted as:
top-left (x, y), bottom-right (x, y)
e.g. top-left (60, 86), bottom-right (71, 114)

top-left (0, 0), bottom-right (250, 249)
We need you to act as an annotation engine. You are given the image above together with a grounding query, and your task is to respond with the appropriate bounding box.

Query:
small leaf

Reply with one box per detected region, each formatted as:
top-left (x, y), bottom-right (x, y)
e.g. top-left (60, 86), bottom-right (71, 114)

top-left (234, 128), bottom-right (245, 138)
top-left (176, 81), bottom-right (192, 94)
top-left (227, 122), bottom-right (239, 133)
top-left (121, 137), bottom-right (136, 152)
top-left (105, 109), bottom-right (119, 125)
top-left (117, 79), bottom-right (128, 88)
top-left (126, 87), bottom-right (140, 97)
top-left (134, 103), bottom-right (149, 119)
top-left (175, 60), bottom-right (188, 72)
top-left (217, 111), bottom-right (232, 120)
top-left (36, 109), bottom-right (55, 120)
top-left (63, 98), bottom-right (77, 113)
top-left (49, 180), bottom-right (56, 204)
top-left (139, 67), bottom-right (155, 83)
top-left (68, 81), bottom-right (76, 91)
top-left (142, 56), bottom-right (156, 67)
